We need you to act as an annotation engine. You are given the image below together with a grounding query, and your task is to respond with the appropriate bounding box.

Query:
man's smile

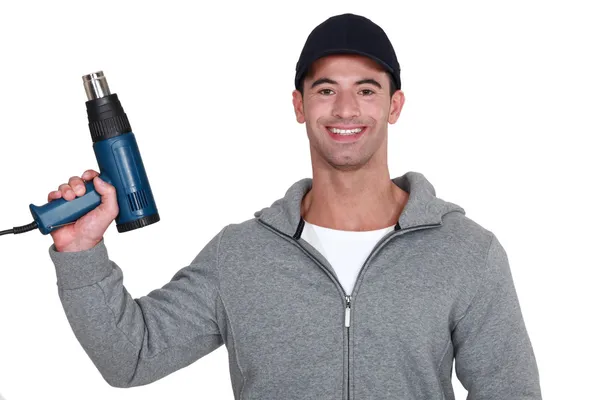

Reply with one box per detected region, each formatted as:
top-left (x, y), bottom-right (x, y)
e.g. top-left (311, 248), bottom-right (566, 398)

top-left (325, 125), bottom-right (367, 141)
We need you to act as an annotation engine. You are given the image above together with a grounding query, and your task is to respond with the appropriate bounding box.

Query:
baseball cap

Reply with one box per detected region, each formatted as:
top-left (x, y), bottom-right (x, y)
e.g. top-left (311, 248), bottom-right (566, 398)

top-left (294, 13), bottom-right (401, 92)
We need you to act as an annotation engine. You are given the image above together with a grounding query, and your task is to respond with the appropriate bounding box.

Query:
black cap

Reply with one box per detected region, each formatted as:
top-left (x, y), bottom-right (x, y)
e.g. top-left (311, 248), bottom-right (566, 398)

top-left (295, 13), bottom-right (401, 92)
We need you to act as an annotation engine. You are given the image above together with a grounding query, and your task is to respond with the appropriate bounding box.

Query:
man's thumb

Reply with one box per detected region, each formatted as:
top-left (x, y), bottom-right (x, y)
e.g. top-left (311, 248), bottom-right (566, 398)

top-left (93, 176), bottom-right (119, 215)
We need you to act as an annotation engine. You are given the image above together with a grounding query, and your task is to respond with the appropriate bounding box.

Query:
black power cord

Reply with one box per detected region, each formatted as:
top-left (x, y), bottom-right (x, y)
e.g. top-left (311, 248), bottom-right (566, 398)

top-left (0, 221), bottom-right (38, 236)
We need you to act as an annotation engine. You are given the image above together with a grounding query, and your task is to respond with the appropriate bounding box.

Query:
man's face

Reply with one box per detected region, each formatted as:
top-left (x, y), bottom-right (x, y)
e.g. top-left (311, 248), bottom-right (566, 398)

top-left (292, 54), bottom-right (404, 171)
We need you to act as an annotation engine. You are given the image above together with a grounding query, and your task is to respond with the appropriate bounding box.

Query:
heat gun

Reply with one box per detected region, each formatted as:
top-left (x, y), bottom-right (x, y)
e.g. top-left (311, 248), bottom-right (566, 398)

top-left (0, 71), bottom-right (160, 236)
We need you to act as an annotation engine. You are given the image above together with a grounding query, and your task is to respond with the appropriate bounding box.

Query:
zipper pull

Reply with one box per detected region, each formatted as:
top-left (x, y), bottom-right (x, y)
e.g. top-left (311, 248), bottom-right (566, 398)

top-left (345, 295), bottom-right (351, 327)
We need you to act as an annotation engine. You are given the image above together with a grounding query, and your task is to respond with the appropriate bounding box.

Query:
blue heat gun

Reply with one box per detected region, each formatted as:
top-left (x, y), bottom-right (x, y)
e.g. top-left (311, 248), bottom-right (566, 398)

top-left (0, 71), bottom-right (160, 236)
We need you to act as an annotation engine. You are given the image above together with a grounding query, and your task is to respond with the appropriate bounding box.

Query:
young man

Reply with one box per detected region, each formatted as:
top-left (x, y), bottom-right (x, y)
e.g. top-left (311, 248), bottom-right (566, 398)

top-left (48, 13), bottom-right (542, 400)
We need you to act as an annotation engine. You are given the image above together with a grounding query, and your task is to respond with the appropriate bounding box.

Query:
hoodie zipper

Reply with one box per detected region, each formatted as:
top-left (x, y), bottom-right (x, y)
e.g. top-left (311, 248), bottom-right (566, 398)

top-left (256, 218), bottom-right (441, 400)
top-left (345, 294), bottom-right (351, 399)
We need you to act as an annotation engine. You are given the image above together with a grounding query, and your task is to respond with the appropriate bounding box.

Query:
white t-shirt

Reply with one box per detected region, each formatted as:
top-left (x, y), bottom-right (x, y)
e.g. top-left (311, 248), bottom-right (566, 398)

top-left (301, 220), bottom-right (396, 295)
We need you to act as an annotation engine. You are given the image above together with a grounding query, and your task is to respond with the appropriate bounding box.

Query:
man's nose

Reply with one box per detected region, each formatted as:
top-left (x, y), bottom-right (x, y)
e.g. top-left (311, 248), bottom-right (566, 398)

top-left (332, 90), bottom-right (360, 119)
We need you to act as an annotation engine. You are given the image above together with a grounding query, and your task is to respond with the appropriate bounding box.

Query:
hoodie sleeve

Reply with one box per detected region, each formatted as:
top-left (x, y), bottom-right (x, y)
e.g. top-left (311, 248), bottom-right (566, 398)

top-left (451, 234), bottom-right (543, 399)
top-left (48, 226), bottom-right (228, 388)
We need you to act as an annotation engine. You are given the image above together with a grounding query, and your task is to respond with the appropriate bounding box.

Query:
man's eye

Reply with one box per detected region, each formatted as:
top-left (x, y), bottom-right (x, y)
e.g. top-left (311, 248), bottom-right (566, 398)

top-left (360, 89), bottom-right (375, 96)
top-left (318, 89), bottom-right (334, 95)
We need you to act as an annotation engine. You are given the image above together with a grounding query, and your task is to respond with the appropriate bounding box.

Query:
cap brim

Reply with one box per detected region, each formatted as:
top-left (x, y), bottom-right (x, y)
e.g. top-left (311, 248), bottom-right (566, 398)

top-left (295, 48), bottom-right (395, 90)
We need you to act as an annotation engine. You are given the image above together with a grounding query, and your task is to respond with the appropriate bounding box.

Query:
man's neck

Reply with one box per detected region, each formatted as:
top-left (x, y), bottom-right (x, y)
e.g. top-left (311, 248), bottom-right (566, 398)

top-left (301, 169), bottom-right (409, 232)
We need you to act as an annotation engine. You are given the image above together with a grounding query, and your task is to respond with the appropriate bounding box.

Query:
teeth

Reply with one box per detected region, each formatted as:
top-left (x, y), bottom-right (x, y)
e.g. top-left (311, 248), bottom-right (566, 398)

top-left (330, 127), bottom-right (363, 135)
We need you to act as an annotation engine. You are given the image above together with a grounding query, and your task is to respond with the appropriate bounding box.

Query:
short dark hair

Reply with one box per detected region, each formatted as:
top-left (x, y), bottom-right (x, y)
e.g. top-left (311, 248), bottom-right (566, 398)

top-left (298, 71), bottom-right (398, 97)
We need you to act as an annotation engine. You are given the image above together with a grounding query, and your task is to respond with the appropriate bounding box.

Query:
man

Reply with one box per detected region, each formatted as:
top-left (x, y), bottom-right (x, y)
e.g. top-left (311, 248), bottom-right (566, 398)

top-left (48, 13), bottom-right (542, 399)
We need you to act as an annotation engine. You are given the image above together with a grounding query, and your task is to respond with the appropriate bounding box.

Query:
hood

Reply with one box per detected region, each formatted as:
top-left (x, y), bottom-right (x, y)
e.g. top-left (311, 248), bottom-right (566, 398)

top-left (254, 171), bottom-right (465, 238)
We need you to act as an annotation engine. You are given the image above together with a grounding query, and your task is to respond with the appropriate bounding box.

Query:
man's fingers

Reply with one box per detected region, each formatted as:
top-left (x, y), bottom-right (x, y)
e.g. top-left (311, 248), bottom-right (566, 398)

top-left (47, 190), bottom-right (62, 202)
top-left (49, 170), bottom-right (100, 202)
top-left (68, 176), bottom-right (86, 196)
top-left (82, 170), bottom-right (100, 182)
top-left (58, 183), bottom-right (76, 201)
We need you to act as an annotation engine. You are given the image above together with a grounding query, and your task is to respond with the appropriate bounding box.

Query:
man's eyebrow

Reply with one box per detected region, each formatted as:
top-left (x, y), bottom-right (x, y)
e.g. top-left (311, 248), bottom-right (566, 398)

top-left (356, 78), bottom-right (382, 89)
top-left (310, 77), bottom-right (383, 89)
top-left (311, 78), bottom-right (337, 88)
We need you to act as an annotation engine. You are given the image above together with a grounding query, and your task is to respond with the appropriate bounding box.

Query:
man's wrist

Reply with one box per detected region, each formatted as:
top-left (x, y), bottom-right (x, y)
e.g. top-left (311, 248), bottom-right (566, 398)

top-left (56, 237), bottom-right (102, 253)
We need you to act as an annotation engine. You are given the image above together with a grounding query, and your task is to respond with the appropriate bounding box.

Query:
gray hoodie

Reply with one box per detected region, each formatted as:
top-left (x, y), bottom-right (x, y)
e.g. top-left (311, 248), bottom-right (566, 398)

top-left (48, 171), bottom-right (542, 399)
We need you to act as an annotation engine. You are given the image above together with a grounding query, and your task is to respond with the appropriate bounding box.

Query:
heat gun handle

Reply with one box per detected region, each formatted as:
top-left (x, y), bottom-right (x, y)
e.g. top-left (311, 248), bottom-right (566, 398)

top-left (29, 176), bottom-right (109, 235)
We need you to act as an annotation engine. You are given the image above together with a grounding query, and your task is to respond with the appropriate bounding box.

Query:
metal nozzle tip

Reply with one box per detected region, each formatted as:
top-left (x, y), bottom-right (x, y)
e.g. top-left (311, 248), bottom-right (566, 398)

top-left (82, 71), bottom-right (111, 100)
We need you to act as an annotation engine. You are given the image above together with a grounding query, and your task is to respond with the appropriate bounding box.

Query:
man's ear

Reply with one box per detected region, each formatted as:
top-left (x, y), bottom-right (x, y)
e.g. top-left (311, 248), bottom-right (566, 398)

top-left (292, 90), bottom-right (306, 124)
top-left (388, 90), bottom-right (405, 124)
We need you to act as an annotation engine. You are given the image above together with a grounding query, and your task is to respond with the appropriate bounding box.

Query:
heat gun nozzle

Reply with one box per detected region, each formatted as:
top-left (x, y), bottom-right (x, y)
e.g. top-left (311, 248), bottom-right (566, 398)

top-left (82, 71), bottom-right (111, 100)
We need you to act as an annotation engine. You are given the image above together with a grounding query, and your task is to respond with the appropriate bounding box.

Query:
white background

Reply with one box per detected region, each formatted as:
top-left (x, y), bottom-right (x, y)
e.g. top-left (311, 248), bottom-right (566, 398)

top-left (0, 1), bottom-right (598, 399)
